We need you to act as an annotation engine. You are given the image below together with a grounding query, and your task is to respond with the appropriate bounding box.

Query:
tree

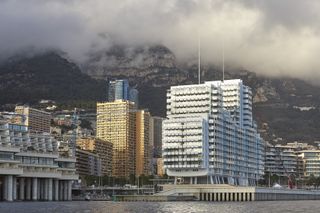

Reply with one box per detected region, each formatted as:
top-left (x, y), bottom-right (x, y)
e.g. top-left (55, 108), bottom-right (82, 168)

top-left (306, 174), bottom-right (316, 187)
top-left (315, 176), bottom-right (320, 189)
top-left (79, 119), bottom-right (93, 130)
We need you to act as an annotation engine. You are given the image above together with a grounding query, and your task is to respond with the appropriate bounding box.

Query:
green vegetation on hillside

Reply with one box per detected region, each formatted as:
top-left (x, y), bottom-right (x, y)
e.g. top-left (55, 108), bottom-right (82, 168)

top-left (0, 52), bottom-right (106, 106)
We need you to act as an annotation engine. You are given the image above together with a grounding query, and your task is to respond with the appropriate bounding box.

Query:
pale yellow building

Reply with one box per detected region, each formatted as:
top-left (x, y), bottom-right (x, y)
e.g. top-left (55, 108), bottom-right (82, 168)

top-left (15, 106), bottom-right (51, 133)
top-left (97, 100), bottom-right (136, 178)
top-left (77, 137), bottom-right (113, 176)
top-left (157, 158), bottom-right (165, 177)
top-left (136, 110), bottom-right (151, 176)
top-left (298, 150), bottom-right (320, 177)
top-left (77, 137), bottom-right (94, 151)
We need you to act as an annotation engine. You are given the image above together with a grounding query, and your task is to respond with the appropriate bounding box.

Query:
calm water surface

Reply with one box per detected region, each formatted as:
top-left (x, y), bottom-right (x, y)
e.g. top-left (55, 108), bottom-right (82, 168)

top-left (0, 201), bottom-right (319, 213)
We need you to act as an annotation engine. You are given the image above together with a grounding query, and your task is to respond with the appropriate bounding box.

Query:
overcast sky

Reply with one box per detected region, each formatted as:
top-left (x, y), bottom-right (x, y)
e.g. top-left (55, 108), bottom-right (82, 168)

top-left (1, 0), bottom-right (320, 82)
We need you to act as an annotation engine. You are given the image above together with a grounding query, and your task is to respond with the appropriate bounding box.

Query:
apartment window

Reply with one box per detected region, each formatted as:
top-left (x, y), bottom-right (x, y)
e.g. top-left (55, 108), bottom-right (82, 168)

top-left (30, 157), bottom-right (38, 164)
top-left (0, 152), bottom-right (14, 160)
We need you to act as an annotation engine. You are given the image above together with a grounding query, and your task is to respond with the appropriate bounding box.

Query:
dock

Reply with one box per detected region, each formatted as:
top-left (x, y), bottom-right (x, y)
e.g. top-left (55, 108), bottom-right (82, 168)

top-left (114, 184), bottom-right (320, 202)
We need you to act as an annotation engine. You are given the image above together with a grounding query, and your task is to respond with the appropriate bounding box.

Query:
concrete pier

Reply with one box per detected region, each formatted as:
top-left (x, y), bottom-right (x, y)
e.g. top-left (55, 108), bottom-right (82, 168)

top-left (26, 178), bottom-right (31, 200)
top-left (54, 179), bottom-right (59, 201)
top-left (5, 176), bottom-right (13, 201)
top-left (48, 178), bottom-right (53, 201)
top-left (0, 176), bottom-right (76, 202)
top-left (155, 184), bottom-right (320, 202)
top-left (32, 178), bottom-right (38, 201)
top-left (12, 177), bottom-right (17, 200)
top-left (19, 178), bottom-right (25, 200)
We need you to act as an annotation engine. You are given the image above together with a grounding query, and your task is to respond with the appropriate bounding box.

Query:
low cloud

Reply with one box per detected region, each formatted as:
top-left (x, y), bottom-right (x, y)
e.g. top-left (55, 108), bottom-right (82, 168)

top-left (1, 0), bottom-right (320, 82)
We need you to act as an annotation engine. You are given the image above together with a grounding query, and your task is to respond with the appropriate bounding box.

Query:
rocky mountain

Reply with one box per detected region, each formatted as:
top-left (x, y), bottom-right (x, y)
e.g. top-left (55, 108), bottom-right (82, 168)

top-left (0, 52), bottom-right (106, 108)
top-left (83, 45), bottom-right (320, 144)
top-left (0, 46), bottom-right (320, 144)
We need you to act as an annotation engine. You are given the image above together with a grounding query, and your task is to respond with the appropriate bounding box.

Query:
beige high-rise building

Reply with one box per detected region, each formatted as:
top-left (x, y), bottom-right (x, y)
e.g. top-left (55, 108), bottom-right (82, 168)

top-left (97, 100), bottom-right (136, 178)
top-left (15, 106), bottom-right (51, 133)
top-left (136, 110), bottom-right (151, 176)
top-left (77, 137), bottom-right (113, 176)
top-left (157, 158), bottom-right (165, 177)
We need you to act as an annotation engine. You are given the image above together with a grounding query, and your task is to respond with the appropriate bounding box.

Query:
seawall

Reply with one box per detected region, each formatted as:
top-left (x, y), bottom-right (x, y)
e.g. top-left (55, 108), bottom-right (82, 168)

top-left (115, 184), bottom-right (320, 202)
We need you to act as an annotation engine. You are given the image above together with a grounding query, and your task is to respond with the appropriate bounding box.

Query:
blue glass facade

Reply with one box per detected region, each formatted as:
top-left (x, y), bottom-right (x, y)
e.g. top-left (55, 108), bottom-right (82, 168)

top-left (107, 79), bottom-right (139, 107)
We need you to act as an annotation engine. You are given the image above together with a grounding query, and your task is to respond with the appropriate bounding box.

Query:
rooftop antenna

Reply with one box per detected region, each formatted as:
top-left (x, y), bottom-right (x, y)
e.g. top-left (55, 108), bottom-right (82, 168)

top-left (222, 39), bottom-right (225, 82)
top-left (198, 35), bottom-right (201, 84)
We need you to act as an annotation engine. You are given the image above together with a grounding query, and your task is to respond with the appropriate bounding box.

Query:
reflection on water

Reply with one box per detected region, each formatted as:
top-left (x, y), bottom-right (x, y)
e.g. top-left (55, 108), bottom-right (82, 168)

top-left (0, 200), bottom-right (319, 213)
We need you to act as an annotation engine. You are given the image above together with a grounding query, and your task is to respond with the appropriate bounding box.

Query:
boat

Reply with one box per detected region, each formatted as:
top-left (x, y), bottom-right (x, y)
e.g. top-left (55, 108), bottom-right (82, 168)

top-left (85, 194), bottom-right (91, 201)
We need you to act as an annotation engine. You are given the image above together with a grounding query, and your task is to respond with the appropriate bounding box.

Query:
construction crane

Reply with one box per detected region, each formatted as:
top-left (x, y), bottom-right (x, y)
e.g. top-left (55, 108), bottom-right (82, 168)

top-left (276, 148), bottom-right (294, 189)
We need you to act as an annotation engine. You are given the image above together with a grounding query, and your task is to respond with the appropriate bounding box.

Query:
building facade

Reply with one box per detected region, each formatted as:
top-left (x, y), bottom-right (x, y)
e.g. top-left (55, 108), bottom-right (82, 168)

top-left (265, 143), bottom-right (297, 177)
top-left (151, 116), bottom-right (164, 158)
top-left (15, 106), bottom-right (51, 133)
top-left (150, 116), bottom-right (164, 176)
top-left (97, 100), bottom-right (136, 178)
top-left (136, 110), bottom-right (151, 176)
top-left (107, 79), bottom-right (139, 107)
top-left (108, 79), bottom-right (129, 101)
top-left (297, 150), bottom-right (320, 178)
top-left (0, 121), bottom-right (78, 201)
top-left (157, 158), bottom-right (165, 177)
top-left (75, 149), bottom-right (101, 177)
top-left (162, 79), bottom-right (264, 186)
top-left (97, 100), bottom-right (152, 178)
top-left (77, 137), bottom-right (113, 176)
top-left (265, 142), bottom-right (320, 180)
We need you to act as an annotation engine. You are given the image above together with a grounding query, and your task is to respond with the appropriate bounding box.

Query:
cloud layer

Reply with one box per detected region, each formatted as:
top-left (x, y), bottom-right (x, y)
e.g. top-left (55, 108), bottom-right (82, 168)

top-left (1, 0), bottom-right (320, 81)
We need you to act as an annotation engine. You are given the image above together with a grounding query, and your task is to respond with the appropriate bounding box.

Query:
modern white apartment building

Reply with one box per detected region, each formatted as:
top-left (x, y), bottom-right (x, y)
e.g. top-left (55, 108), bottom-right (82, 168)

top-left (162, 79), bottom-right (264, 186)
top-left (0, 121), bottom-right (78, 201)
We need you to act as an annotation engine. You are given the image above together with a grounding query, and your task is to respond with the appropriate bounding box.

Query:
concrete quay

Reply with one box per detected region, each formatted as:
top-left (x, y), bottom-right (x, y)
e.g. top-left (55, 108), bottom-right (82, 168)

top-left (158, 184), bottom-right (320, 201)
top-left (116, 184), bottom-right (320, 202)
top-left (114, 195), bottom-right (195, 202)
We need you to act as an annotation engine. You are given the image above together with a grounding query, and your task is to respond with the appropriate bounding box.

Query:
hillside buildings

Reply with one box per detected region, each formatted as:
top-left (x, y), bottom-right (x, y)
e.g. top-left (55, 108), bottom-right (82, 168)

top-left (15, 106), bottom-right (51, 133)
top-left (265, 142), bottom-right (320, 180)
top-left (162, 79), bottom-right (264, 186)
